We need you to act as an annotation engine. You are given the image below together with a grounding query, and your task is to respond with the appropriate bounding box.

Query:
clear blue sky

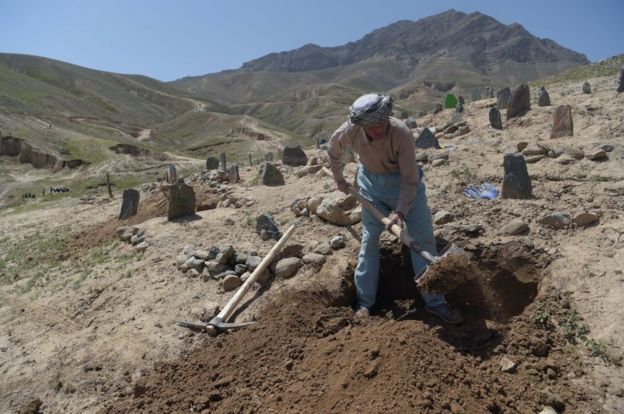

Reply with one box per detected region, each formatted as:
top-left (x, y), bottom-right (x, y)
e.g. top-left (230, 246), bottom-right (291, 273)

top-left (1, 0), bottom-right (623, 81)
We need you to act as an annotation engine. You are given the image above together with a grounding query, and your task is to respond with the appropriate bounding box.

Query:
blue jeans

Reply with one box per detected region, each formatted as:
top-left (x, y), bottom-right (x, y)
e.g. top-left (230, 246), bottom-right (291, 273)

top-left (355, 167), bottom-right (445, 309)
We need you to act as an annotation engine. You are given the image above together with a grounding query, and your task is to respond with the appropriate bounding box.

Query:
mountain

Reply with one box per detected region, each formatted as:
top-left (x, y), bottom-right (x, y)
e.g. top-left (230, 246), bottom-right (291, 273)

top-left (171, 10), bottom-right (589, 139)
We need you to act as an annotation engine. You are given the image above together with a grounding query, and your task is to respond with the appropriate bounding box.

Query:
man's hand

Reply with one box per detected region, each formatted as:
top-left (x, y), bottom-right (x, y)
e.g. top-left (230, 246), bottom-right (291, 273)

top-left (336, 179), bottom-right (350, 194)
top-left (386, 211), bottom-right (405, 230)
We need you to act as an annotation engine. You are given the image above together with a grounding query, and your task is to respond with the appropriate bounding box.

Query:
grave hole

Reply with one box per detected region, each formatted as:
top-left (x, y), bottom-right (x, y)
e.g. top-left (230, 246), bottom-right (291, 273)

top-left (368, 239), bottom-right (544, 356)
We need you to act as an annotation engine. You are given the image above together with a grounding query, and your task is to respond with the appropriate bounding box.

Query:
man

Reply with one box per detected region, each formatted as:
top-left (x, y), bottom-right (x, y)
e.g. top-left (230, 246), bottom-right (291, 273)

top-left (327, 93), bottom-right (462, 324)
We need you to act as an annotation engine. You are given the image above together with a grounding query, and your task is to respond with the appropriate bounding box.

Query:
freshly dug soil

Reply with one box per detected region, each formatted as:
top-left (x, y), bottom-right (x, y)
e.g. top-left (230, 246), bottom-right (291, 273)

top-left (417, 253), bottom-right (473, 294)
top-left (101, 244), bottom-right (598, 413)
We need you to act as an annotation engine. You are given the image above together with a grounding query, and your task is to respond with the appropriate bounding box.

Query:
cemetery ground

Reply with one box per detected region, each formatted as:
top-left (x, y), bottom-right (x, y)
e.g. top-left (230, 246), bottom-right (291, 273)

top-left (1, 73), bottom-right (623, 413)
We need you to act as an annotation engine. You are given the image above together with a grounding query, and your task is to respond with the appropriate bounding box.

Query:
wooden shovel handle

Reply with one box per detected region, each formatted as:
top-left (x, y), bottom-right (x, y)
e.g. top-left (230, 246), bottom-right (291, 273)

top-left (346, 186), bottom-right (438, 264)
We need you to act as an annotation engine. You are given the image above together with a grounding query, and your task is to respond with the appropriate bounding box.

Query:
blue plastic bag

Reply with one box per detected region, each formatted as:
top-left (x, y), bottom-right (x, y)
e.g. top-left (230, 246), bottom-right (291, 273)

top-left (463, 182), bottom-right (498, 200)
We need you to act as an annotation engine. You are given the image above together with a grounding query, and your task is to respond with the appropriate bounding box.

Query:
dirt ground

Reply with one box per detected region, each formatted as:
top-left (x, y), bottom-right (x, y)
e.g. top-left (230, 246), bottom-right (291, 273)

top-left (1, 73), bottom-right (623, 413)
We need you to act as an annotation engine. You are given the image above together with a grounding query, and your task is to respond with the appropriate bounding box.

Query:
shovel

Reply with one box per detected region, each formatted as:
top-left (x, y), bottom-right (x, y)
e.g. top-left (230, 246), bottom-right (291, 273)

top-left (345, 185), bottom-right (466, 286)
top-left (177, 220), bottom-right (300, 336)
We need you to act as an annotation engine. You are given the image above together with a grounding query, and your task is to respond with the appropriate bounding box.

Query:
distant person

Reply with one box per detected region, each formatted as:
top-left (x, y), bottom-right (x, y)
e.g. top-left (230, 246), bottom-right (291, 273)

top-left (327, 93), bottom-right (462, 324)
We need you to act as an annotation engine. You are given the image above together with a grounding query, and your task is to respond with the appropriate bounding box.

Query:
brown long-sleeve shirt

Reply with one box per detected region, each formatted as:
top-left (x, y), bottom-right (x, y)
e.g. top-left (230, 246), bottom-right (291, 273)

top-left (327, 117), bottom-right (420, 214)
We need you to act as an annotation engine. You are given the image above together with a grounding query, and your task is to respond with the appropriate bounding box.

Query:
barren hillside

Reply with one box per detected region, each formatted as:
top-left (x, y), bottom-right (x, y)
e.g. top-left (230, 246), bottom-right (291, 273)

top-left (1, 71), bottom-right (623, 414)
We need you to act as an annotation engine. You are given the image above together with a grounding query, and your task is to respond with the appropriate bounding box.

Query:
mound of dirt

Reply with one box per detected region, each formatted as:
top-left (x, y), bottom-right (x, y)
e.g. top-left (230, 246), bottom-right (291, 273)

top-left (63, 192), bottom-right (168, 258)
top-left (101, 263), bottom-right (597, 414)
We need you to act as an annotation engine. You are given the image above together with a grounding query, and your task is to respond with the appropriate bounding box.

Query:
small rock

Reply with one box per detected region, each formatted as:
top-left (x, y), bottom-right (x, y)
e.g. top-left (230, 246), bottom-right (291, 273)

top-left (431, 158), bottom-right (447, 167)
top-left (538, 212), bottom-right (571, 229)
top-left (135, 242), bottom-right (149, 253)
top-left (313, 241), bottom-right (332, 255)
top-left (307, 196), bottom-right (323, 215)
top-left (245, 255), bottom-right (262, 271)
top-left (329, 235), bottom-right (346, 249)
top-left (555, 156), bottom-right (576, 165)
top-left (573, 212), bottom-right (599, 227)
top-left (516, 142), bottom-right (528, 152)
top-left (502, 219), bottom-right (529, 235)
top-left (531, 338), bottom-right (550, 357)
top-left (234, 264), bottom-right (247, 275)
top-left (433, 210), bottom-right (454, 224)
top-left (274, 257), bottom-right (303, 279)
top-left (539, 407), bottom-right (558, 414)
top-left (206, 261), bottom-right (227, 275)
top-left (599, 144), bottom-right (614, 153)
top-left (302, 253), bottom-right (326, 267)
top-left (499, 356), bottom-right (516, 373)
top-left (222, 275), bottom-right (242, 292)
top-left (588, 149), bottom-right (608, 161)
top-left (524, 155), bottom-right (544, 164)
top-left (522, 145), bottom-right (547, 156)
top-left (539, 389), bottom-right (565, 412)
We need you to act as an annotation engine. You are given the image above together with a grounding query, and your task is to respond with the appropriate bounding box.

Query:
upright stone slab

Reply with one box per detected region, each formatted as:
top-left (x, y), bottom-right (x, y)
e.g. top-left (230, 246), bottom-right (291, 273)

top-left (506, 84), bottom-right (531, 119)
top-left (260, 162), bottom-right (284, 186)
top-left (455, 103), bottom-right (464, 113)
top-left (551, 105), bottom-right (573, 138)
top-left (168, 183), bottom-right (196, 220)
top-left (282, 146), bottom-right (308, 166)
top-left (458, 96), bottom-right (465, 105)
top-left (538, 86), bottom-right (551, 107)
top-left (618, 65), bottom-right (624, 93)
top-left (496, 87), bottom-right (511, 110)
top-left (256, 213), bottom-right (281, 240)
top-left (502, 154), bottom-right (533, 199)
top-left (489, 107), bottom-right (503, 130)
top-left (228, 165), bottom-right (240, 184)
top-left (486, 87), bottom-right (493, 98)
top-left (582, 82), bottom-right (591, 94)
top-left (118, 189), bottom-right (140, 220)
top-left (206, 157), bottom-right (219, 170)
top-left (472, 89), bottom-right (481, 101)
top-left (433, 103), bottom-right (443, 114)
top-left (415, 128), bottom-right (440, 149)
top-left (168, 164), bottom-right (177, 184)
top-left (220, 152), bottom-right (227, 171)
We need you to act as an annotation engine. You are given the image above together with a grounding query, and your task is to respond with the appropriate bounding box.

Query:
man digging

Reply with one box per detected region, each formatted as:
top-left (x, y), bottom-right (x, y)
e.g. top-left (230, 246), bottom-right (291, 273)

top-left (327, 93), bottom-right (463, 324)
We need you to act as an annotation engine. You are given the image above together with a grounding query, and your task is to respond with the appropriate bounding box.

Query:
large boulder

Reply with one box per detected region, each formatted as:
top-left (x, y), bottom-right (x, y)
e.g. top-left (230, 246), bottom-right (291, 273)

top-left (282, 146), bottom-right (307, 166)
top-left (259, 162), bottom-right (285, 186)
top-left (506, 84), bottom-right (531, 119)
top-left (316, 193), bottom-right (361, 226)
top-left (168, 183), bottom-right (196, 220)
top-left (502, 154), bottom-right (533, 199)
top-left (118, 189), bottom-right (140, 220)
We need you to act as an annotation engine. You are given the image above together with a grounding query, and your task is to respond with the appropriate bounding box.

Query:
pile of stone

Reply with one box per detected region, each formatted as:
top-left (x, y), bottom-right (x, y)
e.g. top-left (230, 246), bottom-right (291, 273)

top-left (176, 236), bottom-right (346, 292)
top-left (435, 120), bottom-right (470, 139)
top-left (116, 226), bottom-right (149, 253)
top-left (295, 156), bottom-right (325, 178)
top-left (513, 142), bottom-right (612, 165)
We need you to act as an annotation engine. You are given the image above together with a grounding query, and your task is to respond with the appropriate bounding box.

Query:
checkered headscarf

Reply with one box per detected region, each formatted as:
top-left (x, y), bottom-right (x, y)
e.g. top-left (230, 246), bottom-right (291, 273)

top-left (348, 93), bottom-right (393, 127)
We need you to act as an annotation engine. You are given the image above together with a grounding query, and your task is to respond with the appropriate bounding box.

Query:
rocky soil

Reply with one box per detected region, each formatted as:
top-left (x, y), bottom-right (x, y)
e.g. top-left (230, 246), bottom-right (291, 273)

top-left (1, 73), bottom-right (623, 414)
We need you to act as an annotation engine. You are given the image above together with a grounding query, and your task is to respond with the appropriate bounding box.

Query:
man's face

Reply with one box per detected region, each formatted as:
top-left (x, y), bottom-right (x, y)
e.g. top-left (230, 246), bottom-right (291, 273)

top-left (363, 120), bottom-right (388, 140)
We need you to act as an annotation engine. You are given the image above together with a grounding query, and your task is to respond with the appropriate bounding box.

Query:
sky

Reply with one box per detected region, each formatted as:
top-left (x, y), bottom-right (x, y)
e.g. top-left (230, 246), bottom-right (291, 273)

top-left (1, 0), bottom-right (623, 82)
